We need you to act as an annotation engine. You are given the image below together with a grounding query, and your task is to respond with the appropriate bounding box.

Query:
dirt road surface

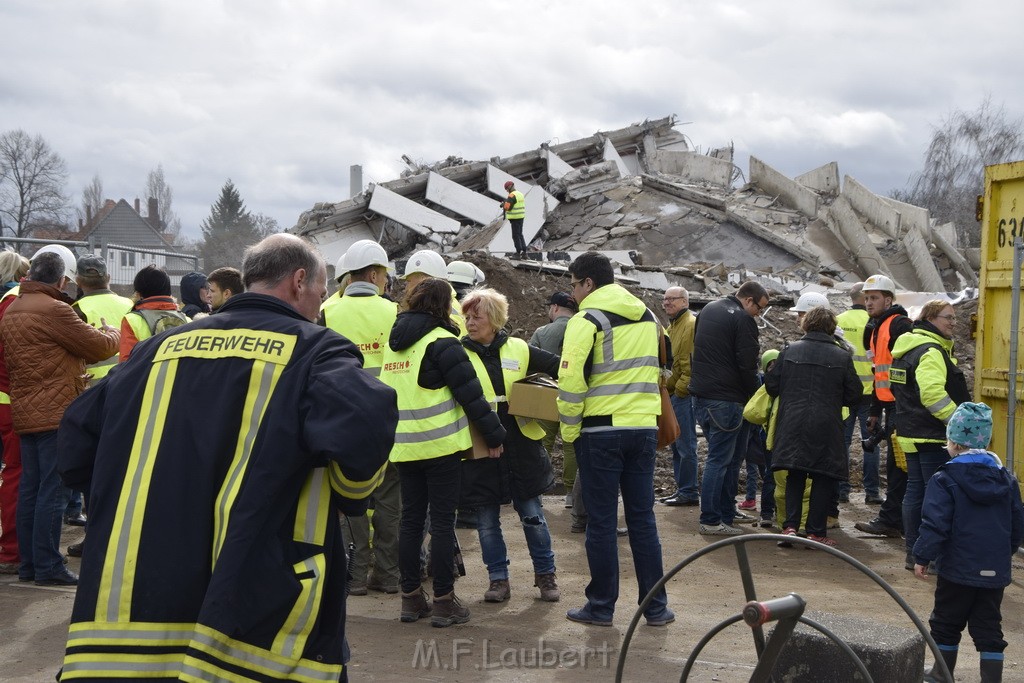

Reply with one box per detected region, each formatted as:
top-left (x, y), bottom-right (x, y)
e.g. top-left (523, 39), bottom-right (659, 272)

top-left (3, 491), bottom-right (1022, 682)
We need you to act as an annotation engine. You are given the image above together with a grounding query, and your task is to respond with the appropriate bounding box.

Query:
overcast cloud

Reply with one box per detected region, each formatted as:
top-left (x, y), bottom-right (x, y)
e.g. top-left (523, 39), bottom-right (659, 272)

top-left (1, 0), bottom-right (1020, 240)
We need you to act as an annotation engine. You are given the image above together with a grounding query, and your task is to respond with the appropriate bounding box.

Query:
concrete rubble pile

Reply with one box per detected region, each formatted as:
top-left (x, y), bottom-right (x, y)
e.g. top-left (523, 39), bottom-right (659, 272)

top-left (290, 115), bottom-right (979, 299)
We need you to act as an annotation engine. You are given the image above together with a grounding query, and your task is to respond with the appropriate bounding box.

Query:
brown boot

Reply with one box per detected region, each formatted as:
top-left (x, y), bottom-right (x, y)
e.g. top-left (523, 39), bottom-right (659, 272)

top-left (400, 587), bottom-right (431, 623)
top-left (431, 591), bottom-right (470, 627)
top-left (534, 572), bottom-right (560, 602)
top-left (483, 579), bottom-right (510, 603)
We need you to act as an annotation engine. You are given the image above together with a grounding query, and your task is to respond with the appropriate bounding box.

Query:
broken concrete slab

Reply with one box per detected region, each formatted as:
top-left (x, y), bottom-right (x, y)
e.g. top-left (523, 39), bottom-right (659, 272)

top-left (595, 213), bottom-right (624, 228)
top-left (931, 224), bottom-right (979, 286)
top-left (723, 208), bottom-right (819, 266)
top-left (843, 175), bottom-right (901, 239)
top-left (646, 150), bottom-right (733, 186)
top-left (904, 224), bottom-right (946, 292)
top-left (640, 174), bottom-right (727, 211)
top-left (603, 137), bottom-right (631, 178)
top-left (749, 155), bottom-right (821, 218)
top-left (486, 165), bottom-right (560, 253)
top-left (827, 195), bottom-right (894, 280)
top-left (425, 171), bottom-right (500, 226)
top-left (795, 162), bottom-right (840, 195)
top-left (597, 200), bottom-right (625, 215)
top-left (555, 160), bottom-right (623, 201)
top-left (542, 147), bottom-right (574, 180)
top-left (367, 185), bottom-right (460, 242)
top-left (610, 225), bottom-right (639, 238)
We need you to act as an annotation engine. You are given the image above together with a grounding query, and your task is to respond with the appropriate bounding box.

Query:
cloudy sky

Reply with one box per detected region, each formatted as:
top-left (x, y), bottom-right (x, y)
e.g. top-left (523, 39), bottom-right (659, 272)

top-left (1, 0), bottom-right (1020, 241)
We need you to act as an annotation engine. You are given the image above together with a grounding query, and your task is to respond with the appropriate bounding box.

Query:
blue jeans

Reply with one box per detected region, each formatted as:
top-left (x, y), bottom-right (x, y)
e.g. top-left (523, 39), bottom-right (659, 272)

top-left (903, 442), bottom-right (949, 553)
top-left (17, 431), bottom-right (68, 581)
top-left (669, 395), bottom-right (699, 500)
top-left (842, 402), bottom-right (879, 497)
top-left (694, 397), bottom-right (745, 526)
top-left (476, 495), bottom-right (555, 580)
top-left (576, 429), bottom-right (667, 621)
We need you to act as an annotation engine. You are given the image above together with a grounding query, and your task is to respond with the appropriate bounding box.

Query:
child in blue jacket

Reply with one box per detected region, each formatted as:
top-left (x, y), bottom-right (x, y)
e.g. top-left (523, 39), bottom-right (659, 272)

top-left (913, 402), bottom-right (1024, 683)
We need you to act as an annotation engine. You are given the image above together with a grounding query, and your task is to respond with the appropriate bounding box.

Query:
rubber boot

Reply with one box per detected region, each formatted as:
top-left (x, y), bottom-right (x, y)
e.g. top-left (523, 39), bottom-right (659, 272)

top-left (980, 653), bottom-right (1003, 683)
top-left (923, 647), bottom-right (957, 682)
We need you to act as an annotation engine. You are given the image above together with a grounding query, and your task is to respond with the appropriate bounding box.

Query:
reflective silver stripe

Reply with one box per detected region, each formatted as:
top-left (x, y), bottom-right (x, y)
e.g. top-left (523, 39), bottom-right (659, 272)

top-left (591, 357), bottom-right (660, 374)
top-left (64, 659), bottom-right (183, 675)
top-left (876, 381), bottom-right (891, 388)
top-left (301, 468), bottom-right (326, 543)
top-left (87, 355), bottom-right (118, 369)
top-left (398, 398), bottom-right (457, 421)
top-left (364, 366), bottom-right (382, 377)
top-left (69, 626), bottom-right (194, 643)
top-left (927, 396), bottom-right (954, 415)
top-left (558, 389), bottom-right (586, 403)
top-left (393, 415), bottom-right (469, 443)
top-left (588, 309), bottom-right (616, 365)
top-left (560, 413), bottom-right (583, 425)
top-left (875, 363), bottom-right (891, 371)
top-left (107, 360), bottom-right (172, 621)
top-left (586, 382), bottom-right (659, 398)
top-left (852, 354), bottom-right (870, 362)
top-left (190, 629), bottom-right (342, 681)
top-left (279, 557), bottom-right (321, 658)
top-left (858, 373), bottom-right (874, 382)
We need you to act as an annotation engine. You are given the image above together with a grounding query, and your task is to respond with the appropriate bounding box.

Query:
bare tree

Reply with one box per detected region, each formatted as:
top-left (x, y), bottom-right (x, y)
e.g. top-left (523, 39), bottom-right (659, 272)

top-left (141, 164), bottom-right (182, 241)
top-left (252, 212), bottom-right (280, 239)
top-left (0, 129), bottom-right (69, 237)
top-left (892, 98), bottom-right (1024, 247)
top-left (76, 173), bottom-right (104, 230)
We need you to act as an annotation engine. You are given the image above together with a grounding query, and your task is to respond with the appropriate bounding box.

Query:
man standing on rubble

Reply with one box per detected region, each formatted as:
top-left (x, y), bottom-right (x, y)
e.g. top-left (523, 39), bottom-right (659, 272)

top-left (689, 282), bottom-right (768, 536)
top-left (855, 274), bottom-right (914, 539)
top-left (500, 181), bottom-right (527, 258)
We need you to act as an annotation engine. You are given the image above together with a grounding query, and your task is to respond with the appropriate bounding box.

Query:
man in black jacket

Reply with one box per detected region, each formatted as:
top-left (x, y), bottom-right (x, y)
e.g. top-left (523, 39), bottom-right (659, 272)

top-left (689, 281), bottom-right (768, 536)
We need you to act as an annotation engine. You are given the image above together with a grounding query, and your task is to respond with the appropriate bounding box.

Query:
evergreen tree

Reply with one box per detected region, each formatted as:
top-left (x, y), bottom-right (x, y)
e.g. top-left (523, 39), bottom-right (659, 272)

top-left (199, 180), bottom-right (261, 269)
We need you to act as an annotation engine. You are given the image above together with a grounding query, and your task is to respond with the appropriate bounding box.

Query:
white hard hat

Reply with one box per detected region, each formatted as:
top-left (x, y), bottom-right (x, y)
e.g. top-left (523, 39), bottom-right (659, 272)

top-left (790, 291), bottom-right (830, 312)
top-left (401, 250), bottom-right (448, 280)
top-left (447, 260), bottom-right (485, 286)
top-left (32, 244), bottom-right (77, 280)
top-left (862, 274), bottom-right (896, 294)
top-left (339, 240), bottom-right (391, 279)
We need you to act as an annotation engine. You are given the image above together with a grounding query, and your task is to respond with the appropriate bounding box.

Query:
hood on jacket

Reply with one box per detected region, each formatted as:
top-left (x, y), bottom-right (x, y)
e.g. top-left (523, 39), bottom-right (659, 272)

top-left (944, 451), bottom-right (1013, 506)
top-left (578, 283), bottom-right (647, 321)
top-left (891, 324), bottom-right (954, 359)
top-left (389, 310), bottom-right (458, 351)
top-left (180, 272), bottom-right (209, 308)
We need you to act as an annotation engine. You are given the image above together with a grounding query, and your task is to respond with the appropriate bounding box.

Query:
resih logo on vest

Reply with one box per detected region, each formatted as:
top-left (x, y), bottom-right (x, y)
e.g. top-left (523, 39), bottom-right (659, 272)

top-left (383, 360), bottom-right (412, 373)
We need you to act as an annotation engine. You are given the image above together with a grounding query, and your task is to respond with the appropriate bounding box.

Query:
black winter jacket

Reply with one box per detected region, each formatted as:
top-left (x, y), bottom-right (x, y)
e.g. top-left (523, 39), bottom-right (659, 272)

top-left (388, 311), bottom-right (505, 449)
top-left (459, 331), bottom-right (559, 506)
top-left (766, 331), bottom-right (863, 480)
top-left (180, 271), bottom-right (212, 319)
top-left (688, 295), bottom-right (760, 403)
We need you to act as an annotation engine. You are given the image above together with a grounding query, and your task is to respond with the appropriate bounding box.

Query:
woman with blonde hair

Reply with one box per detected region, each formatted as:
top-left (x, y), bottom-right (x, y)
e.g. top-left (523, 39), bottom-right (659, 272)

top-left (459, 287), bottom-right (562, 603)
top-left (0, 250), bottom-right (29, 295)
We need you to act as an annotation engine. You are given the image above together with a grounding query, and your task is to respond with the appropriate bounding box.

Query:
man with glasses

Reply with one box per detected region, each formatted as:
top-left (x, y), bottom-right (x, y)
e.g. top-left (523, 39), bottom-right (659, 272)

top-left (661, 287), bottom-right (699, 506)
top-left (689, 281), bottom-right (768, 536)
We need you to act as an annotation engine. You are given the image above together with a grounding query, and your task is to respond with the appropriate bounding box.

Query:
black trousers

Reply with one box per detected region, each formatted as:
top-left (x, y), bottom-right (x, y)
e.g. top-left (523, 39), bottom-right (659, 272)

top-left (877, 405), bottom-right (907, 531)
top-left (930, 575), bottom-right (1007, 653)
top-left (396, 453), bottom-right (462, 597)
top-left (784, 470), bottom-right (836, 537)
top-left (510, 218), bottom-right (526, 253)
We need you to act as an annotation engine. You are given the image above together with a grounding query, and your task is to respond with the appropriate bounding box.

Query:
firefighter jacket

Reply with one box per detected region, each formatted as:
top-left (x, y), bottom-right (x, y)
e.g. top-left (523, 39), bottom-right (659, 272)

top-left (503, 190), bottom-right (525, 220)
top-left (320, 283), bottom-right (398, 377)
top-left (557, 283), bottom-right (660, 444)
top-left (666, 308), bottom-right (696, 398)
top-left (380, 311), bottom-right (504, 462)
top-left (836, 305), bottom-right (873, 395)
top-left (460, 332), bottom-right (559, 506)
top-left (865, 304), bottom-right (913, 416)
top-left (55, 292), bottom-right (398, 682)
top-left (73, 290), bottom-right (133, 382)
top-left (890, 321), bottom-right (971, 450)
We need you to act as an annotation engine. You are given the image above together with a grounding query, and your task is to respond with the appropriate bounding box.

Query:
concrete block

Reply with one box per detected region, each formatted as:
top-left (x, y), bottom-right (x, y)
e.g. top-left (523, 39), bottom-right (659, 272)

top-left (597, 200), bottom-right (625, 215)
top-left (933, 221), bottom-right (958, 248)
top-left (770, 611), bottom-right (924, 683)
top-left (843, 176), bottom-right (901, 238)
top-left (543, 148), bottom-right (575, 180)
top-left (930, 223), bottom-right (978, 286)
top-left (749, 156), bottom-right (820, 218)
top-left (881, 195), bottom-right (929, 237)
top-left (827, 195), bottom-right (893, 279)
top-left (603, 137), bottom-right (631, 178)
top-left (425, 172), bottom-right (500, 226)
top-left (904, 224), bottom-right (946, 292)
top-left (648, 151), bottom-right (733, 187)
top-left (558, 161), bottom-right (622, 201)
top-left (609, 225), bottom-right (639, 238)
top-left (795, 162), bottom-right (840, 195)
top-left (595, 213), bottom-right (623, 228)
top-left (367, 185), bottom-right (459, 241)
top-left (640, 174), bottom-right (727, 211)
top-left (582, 227), bottom-right (609, 243)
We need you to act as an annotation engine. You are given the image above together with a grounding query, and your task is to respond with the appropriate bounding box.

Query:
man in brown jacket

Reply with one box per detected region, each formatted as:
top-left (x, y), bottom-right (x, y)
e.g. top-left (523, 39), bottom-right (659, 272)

top-left (0, 251), bottom-right (118, 585)
top-left (661, 287), bottom-right (699, 506)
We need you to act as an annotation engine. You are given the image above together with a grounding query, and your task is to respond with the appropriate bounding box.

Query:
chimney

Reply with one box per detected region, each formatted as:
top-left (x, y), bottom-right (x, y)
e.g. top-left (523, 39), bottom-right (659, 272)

top-left (78, 218), bottom-right (84, 230)
top-left (148, 197), bottom-right (160, 230)
top-left (86, 204), bottom-right (93, 226)
top-left (134, 198), bottom-right (141, 214)
top-left (350, 164), bottom-right (363, 199)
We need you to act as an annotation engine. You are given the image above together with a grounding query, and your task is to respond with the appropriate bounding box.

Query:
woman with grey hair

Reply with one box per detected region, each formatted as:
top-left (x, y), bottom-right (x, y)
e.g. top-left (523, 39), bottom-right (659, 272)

top-left (766, 307), bottom-right (863, 547)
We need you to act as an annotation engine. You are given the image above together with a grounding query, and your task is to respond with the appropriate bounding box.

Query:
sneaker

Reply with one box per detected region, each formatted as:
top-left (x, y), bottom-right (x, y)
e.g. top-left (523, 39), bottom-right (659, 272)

top-left (35, 568), bottom-right (79, 586)
top-left (570, 524), bottom-right (586, 534)
top-left (758, 518), bottom-right (777, 529)
top-left (367, 574), bottom-right (400, 594)
top-left (431, 592), bottom-right (470, 627)
top-left (662, 493), bottom-right (699, 506)
top-left (400, 587), bottom-right (432, 622)
top-left (865, 493), bottom-right (885, 505)
top-left (777, 527), bottom-right (798, 548)
top-left (854, 518), bottom-right (903, 538)
top-left (646, 607), bottom-right (675, 626)
top-left (738, 499), bottom-right (757, 510)
top-left (827, 516), bottom-right (840, 529)
top-left (64, 513), bottom-right (87, 527)
top-left (732, 511), bottom-right (756, 523)
top-left (699, 523), bottom-right (743, 536)
top-left (566, 606), bottom-right (612, 626)
top-left (564, 493), bottom-right (573, 508)
top-left (484, 579), bottom-right (510, 603)
top-left (805, 534), bottom-right (837, 548)
top-left (534, 572), bottom-right (560, 602)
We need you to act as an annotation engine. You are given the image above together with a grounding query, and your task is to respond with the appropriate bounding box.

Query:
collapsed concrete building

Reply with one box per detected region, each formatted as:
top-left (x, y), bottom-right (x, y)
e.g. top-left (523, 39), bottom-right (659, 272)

top-left (290, 115), bottom-right (978, 296)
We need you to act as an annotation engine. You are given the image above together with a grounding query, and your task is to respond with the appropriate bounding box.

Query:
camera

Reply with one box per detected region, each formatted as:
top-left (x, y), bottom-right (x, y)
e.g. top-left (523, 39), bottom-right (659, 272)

top-left (861, 427), bottom-right (886, 452)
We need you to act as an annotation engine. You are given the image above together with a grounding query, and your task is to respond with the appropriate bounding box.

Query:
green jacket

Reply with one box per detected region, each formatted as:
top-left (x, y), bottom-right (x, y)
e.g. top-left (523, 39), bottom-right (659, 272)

top-left (666, 308), bottom-right (695, 398)
top-left (528, 315), bottom-right (571, 355)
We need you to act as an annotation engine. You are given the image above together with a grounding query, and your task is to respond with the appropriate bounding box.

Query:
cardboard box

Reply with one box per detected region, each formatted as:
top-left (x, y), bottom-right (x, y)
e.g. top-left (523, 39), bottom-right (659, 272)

top-left (508, 374), bottom-right (559, 422)
top-left (467, 423), bottom-right (491, 460)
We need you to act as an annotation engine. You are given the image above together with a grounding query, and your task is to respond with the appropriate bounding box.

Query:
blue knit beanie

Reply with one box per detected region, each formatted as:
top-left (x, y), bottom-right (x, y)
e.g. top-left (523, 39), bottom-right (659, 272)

top-left (947, 402), bottom-right (993, 450)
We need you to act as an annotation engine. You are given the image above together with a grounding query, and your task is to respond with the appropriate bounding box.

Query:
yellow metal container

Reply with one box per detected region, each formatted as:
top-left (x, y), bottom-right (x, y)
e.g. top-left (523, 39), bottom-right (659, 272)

top-left (976, 160), bottom-right (1024, 488)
